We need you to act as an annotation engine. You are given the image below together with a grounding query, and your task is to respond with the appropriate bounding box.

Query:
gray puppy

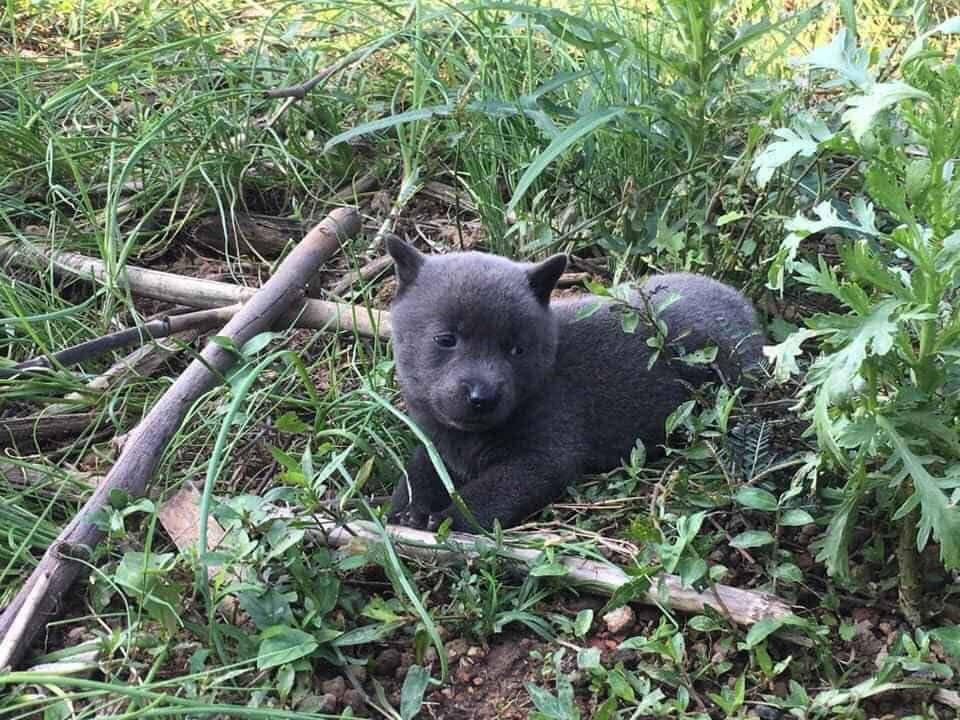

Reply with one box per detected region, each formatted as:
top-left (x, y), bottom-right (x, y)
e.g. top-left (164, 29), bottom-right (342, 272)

top-left (386, 238), bottom-right (763, 531)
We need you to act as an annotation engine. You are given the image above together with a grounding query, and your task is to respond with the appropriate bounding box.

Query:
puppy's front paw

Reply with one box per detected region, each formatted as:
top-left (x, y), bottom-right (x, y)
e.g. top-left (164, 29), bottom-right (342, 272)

top-left (426, 511), bottom-right (448, 532)
top-left (390, 507), bottom-right (429, 529)
top-left (426, 508), bottom-right (472, 532)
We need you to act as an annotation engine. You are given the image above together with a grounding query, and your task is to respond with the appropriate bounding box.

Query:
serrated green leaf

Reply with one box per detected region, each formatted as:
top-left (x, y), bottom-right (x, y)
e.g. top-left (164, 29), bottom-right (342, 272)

top-left (866, 164), bottom-right (914, 228)
top-left (842, 82), bottom-right (932, 141)
top-left (785, 199), bottom-right (882, 239)
top-left (735, 487), bottom-right (779, 512)
top-left (791, 29), bottom-right (873, 90)
top-left (274, 412), bottom-right (310, 434)
top-left (837, 240), bottom-right (904, 297)
top-left (936, 230), bottom-right (960, 272)
top-left (815, 477), bottom-right (864, 579)
top-left (753, 118), bottom-right (832, 188)
top-left (814, 299), bottom-right (902, 401)
top-left (905, 157), bottom-right (932, 202)
top-left (878, 416), bottom-right (960, 568)
top-left (762, 328), bottom-right (824, 382)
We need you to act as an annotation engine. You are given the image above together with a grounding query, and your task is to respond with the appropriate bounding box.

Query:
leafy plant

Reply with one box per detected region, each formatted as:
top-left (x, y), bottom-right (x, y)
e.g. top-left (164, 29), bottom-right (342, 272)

top-left (760, 19), bottom-right (960, 619)
top-left (525, 649), bottom-right (581, 720)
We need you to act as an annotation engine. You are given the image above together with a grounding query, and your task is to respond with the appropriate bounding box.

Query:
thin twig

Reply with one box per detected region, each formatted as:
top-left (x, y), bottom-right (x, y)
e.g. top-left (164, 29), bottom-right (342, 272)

top-left (1, 305), bottom-right (240, 378)
top-left (330, 254), bottom-right (394, 297)
top-left (265, 36), bottom-right (403, 101)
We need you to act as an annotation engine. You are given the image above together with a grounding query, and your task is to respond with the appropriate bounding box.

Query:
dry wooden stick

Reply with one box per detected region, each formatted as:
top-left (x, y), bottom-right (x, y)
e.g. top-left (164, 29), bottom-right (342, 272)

top-left (0, 207), bottom-right (362, 670)
top-left (331, 170), bottom-right (379, 203)
top-left (44, 319), bottom-right (209, 417)
top-left (1, 306), bottom-right (239, 378)
top-left (329, 254), bottom-right (394, 296)
top-left (0, 413), bottom-right (99, 451)
top-left (0, 238), bottom-right (391, 339)
top-left (265, 32), bottom-right (407, 101)
top-left (309, 519), bottom-right (794, 627)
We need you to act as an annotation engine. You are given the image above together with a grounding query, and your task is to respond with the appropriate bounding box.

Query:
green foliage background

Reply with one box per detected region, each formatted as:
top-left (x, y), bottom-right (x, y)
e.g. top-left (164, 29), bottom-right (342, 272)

top-left (1, 0), bottom-right (959, 717)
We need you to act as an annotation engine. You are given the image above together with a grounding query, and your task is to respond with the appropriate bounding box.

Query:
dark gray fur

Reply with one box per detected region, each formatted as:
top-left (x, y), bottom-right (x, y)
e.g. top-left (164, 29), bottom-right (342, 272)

top-left (386, 238), bottom-right (764, 531)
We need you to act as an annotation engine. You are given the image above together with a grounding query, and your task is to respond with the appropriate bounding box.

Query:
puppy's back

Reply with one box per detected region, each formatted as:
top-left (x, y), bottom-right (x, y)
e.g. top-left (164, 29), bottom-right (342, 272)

top-left (640, 273), bottom-right (764, 384)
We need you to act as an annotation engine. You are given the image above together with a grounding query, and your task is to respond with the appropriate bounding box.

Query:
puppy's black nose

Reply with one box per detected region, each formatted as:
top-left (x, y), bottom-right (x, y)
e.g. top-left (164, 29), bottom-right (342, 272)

top-left (466, 384), bottom-right (499, 414)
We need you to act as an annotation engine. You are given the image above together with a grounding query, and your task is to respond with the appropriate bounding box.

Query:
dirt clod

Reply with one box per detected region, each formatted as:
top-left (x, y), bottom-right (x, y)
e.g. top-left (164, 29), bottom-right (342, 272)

top-left (602, 605), bottom-right (635, 635)
top-left (317, 693), bottom-right (338, 714)
top-left (373, 648), bottom-right (402, 676)
top-left (342, 689), bottom-right (365, 714)
top-left (321, 676), bottom-right (346, 700)
top-left (447, 638), bottom-right (469, 660)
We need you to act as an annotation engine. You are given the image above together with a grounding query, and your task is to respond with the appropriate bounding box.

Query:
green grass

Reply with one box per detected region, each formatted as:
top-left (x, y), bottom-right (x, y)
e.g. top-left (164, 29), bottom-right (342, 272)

top-left (2, 0), bottom-right (959, 718)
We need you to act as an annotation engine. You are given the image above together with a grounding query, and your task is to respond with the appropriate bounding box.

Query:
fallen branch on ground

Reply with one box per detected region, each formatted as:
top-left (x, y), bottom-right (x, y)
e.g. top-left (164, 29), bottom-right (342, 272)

top-left (0, 413), bottom-right (100, 452)
top-left (331, 171), bottom-right (379, 203)
top-left (308, 519), bottom-right (795, 627)
top-left (265, 31), bottom-right (408, 101)
top-left (0, 238), bottom-right (390, 339)
top-left (0, 207), bottom-right (362, 671)
top-left (188, 213), bottom-right (305, 259)
top-left (329, 254), bottom-right (394, 296)
top-left (45, 318), bottom-right (213, 421)
top-left (1, 305), bottom-right (240, 378)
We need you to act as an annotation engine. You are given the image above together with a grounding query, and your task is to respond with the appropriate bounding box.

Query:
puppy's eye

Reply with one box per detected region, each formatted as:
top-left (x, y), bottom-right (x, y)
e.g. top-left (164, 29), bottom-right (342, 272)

top-left (433, 333), bottom-right (457, 348)
top-left (509, 345), bottom-right (524, 357)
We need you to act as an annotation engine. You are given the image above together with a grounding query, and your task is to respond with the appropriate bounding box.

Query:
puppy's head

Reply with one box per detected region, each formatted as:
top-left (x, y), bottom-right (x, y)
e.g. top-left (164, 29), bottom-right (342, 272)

top-left (387, 237), bottom-right (566, 432)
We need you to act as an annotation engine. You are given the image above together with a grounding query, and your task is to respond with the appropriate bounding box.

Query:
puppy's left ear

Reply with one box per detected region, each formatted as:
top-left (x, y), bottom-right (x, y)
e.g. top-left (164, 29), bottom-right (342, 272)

top-left (386, 235), bottom-right (425, 290)
top-left (527, 254), bottom-right (567, 304)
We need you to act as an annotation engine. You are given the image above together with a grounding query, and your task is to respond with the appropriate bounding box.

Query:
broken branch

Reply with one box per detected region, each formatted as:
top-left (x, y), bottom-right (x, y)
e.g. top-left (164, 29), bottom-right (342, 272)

top-left (0, 239), bottom-right (391, 339)
top-left (0, 207), bottom-right (362, 670)
top-left (2, 306), bottom-right (240, 378)
top-left (310, 519), bottom-right (795, 627)
top-left (265, 35), bottom-right (404, 100)
top-left (329, 254), bottom-right (394, 297)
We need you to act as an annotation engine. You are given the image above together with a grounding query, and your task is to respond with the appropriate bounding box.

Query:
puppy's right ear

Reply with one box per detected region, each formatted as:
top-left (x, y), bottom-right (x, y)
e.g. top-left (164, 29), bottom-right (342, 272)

top-left (386, 235), bottom-right (425, 290)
